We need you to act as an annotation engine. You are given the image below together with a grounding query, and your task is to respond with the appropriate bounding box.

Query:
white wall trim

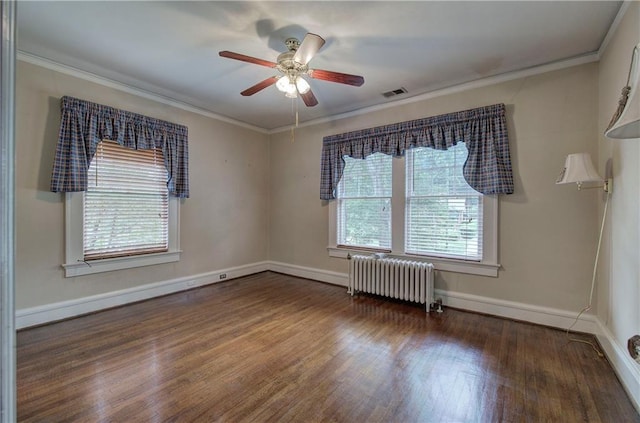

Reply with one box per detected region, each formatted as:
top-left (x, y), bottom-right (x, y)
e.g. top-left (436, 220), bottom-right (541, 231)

top-left (16, 49), bottom-right (598, 137)
top-left (16, 260), bottom-right (638, 412)
top-left (598, 1), bottom-right (633, 59)
top-left (595, 319), bottom-right (640, 413)
top-left (268, 53), bottom-right (599, 134)
top-left (268, 261), bottom-right (349, 287)
top-left (14, 259), bottom-right (607, 337)
top-left (267, 262), bottom-right (640, 410)
top-left (16, 261), bottom-right (270, 329)
top-left (16, 51), bottom-right (267, 134)
top-left (434, 289), bottom-right (598, 334)
top-left (267, 262), bottom-right (599, 333)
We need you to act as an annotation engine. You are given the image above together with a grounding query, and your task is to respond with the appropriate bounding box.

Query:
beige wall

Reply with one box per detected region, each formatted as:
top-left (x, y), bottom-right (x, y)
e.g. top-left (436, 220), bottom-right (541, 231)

top-left (597, 2), bottom-right (640, 360)
top-left (15, 61), bottom-right (270, 309)
top-left (269, 63), bottom-right (601, 312)
top-left (15, 33), bottom-right (618, 321)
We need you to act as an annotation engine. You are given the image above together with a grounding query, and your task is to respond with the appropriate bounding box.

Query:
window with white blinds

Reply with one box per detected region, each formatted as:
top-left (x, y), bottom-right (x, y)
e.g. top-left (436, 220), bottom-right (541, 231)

top-left (405, 144), bottom-right (483, 260)
top-left (84, 140), bottom-right (169, 260)
top-left (336, 152), bottom-right (392, 250)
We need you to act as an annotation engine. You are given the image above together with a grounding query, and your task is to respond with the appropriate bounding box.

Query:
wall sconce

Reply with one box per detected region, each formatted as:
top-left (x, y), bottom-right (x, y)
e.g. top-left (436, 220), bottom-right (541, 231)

top-left (556, 152), bottom-right (612, 193)
top-left (605, 43), bottom-right (640, 139)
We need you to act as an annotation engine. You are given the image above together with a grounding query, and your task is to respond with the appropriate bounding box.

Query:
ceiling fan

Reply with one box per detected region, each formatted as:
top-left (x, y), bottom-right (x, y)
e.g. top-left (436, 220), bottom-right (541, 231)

top-left (219, 33), bottom-right (364, 107)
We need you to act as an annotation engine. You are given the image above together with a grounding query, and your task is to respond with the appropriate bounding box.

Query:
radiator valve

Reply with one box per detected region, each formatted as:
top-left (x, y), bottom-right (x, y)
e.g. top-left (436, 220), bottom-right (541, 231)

top-left (435, 298), bottom-right (443, 313)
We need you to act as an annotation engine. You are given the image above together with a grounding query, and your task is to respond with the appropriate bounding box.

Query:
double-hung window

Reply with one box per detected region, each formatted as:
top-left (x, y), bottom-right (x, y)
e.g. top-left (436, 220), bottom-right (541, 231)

top-left (63, 141), bottom-right (180, 277)
top-left (325, 104), bottom-right (508, 276)
top-left (405, 144), bottom-right (483, 261)
top-left (84, 140), bottom-right (169, 259)
top-left (52, 97), bottom-right (188, 277)
top-left (330, 144), bottom-right (498, 276)
top-left (336, 153), bottom-right (392, 250)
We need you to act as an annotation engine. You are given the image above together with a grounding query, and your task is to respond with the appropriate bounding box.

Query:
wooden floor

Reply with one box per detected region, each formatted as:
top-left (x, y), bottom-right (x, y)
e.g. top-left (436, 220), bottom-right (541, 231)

top-left (18, 272), bottom-right (639, 422)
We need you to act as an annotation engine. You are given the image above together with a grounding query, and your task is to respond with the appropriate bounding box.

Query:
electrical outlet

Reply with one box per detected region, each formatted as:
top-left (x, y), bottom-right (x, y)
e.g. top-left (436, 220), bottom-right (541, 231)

top-left (219, 273), bottom-right (227, 280)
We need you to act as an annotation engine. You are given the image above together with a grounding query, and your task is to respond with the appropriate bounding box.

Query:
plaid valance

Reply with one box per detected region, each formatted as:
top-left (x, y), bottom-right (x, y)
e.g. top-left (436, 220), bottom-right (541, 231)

top-left (320, 103), bottom-right (513, 200)
top-left (50, 96), bottom-right (189, 198)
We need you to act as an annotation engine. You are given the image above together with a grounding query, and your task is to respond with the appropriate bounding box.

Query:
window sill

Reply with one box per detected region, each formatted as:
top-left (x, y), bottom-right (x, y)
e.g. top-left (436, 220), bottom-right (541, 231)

top-left (327, 247), bottom-right (500, 277)
top-left (62, 250), bottom-right (181, 277)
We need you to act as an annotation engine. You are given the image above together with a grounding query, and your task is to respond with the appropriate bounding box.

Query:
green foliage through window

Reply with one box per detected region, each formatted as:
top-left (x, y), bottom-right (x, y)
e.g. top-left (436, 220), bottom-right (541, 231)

top-left (337, 153), bottom-right (392, 249)
top-left (406, 145), bottom-right (483, 260)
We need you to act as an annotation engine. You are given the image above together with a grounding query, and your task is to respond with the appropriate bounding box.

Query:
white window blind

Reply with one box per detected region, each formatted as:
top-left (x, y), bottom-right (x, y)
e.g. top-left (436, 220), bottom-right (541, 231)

top-left (336, 152), bottom-right (392, 250)
top-left (84, 140), bottom-right (169, 260)
top-left (405, 144), bottom-right (483, 260)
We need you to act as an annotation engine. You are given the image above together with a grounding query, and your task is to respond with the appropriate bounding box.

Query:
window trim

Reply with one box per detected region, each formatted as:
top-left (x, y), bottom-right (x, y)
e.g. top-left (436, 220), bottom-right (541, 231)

top-left (404, 146), bottom-right (484, 261)
top-left (328, 154), bottom-right (500, 277)
top-left (336, 152), bottom-right (393, 250)
top-left (63, 192), bottom-right (181, 277)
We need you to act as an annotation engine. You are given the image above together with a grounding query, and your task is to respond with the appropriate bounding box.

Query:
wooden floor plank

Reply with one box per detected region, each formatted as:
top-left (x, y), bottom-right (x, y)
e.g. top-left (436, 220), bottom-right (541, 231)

top-left (17, 272), bottom-right (640, 422)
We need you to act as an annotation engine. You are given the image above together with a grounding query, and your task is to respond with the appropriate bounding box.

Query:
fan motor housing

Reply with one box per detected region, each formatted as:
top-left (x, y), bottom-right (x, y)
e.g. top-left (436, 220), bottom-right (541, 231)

top-left (276, 50), bottom-right (308, 75)
top-left (285, 37), bottom-right (300, 51)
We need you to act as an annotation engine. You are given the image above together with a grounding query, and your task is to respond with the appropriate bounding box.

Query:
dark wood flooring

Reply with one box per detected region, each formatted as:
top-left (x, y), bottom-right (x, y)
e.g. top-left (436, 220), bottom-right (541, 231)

top-left (17, 272), bottom-right (639, 422)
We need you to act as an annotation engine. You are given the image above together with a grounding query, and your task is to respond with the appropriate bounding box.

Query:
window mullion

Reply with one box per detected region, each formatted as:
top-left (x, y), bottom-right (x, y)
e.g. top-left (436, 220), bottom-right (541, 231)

top-left (392, 155), bottom-right (405, 254)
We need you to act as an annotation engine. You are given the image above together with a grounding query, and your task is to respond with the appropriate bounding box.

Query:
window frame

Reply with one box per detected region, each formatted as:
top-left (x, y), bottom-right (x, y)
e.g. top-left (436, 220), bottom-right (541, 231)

top-left (328, 153), bottom-right (500, 277)
top-left (63, 152), bottom-right (181, 277)
top-left (404, 146), bottom-right (484, 261)
top-left (336, 152), bottom-right (393, 251)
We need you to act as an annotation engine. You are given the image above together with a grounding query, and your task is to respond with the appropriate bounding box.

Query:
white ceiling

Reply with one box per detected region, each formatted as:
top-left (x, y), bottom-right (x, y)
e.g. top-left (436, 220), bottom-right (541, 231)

top-left (17, 1), bottom-right (622, 131)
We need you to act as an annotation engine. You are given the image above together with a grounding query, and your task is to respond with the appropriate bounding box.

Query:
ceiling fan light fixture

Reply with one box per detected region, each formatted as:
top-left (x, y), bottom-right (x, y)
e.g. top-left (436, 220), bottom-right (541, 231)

top-left (276, 75), bottom-right (298, 98)
top-left (220, 32), bottom-right (364, 107)
top-left (276, 75), bottom-right (289, 92)
top-left (296, 77), bottom-right (311, 94)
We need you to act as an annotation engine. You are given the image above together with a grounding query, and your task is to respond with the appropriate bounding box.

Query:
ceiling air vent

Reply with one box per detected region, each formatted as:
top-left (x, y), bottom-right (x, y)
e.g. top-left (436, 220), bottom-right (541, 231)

top-left (382, 87), bottom-right (408, 98)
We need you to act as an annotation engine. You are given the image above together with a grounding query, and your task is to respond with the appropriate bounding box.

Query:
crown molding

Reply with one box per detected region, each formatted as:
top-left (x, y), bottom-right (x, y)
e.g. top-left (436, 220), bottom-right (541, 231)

top-left (18, 49), bottom-right (598, 136)
top-left (268, 52), bottom-right (599, 134)
top-left (17, 50), bottom-right (268, 134)
top-left (598, 1), bottom-right (633, 59)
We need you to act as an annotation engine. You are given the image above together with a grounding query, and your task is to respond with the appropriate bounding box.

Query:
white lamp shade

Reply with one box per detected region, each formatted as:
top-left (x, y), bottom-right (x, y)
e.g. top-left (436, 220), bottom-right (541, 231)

top-left (276, 75), bottom-right (289, 92)
top-left (556, 153), bottom-right (603, 185)
top-left (605, 44), bottom-right (640, 139)
top-left (296, 77), bottom-right (311, 94)
top-left (276, 75), bottom-right (296, 95)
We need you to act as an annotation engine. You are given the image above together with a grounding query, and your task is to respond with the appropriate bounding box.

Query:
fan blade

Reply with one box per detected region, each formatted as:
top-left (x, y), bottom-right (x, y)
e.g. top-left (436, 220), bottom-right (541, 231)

top-left (219, 51), bottom-right (277, 68)
top-left (293, 33), bottom-right (325, 65)
top-left (309, 68), bottom-right (364, 86)
top-left (300, 89), bottom-right (318, 107)
top-left (241, 76), bottom-right (279, 96)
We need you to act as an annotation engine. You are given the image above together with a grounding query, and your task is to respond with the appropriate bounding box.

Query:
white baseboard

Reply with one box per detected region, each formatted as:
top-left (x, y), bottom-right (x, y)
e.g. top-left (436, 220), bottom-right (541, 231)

top-left (268, 261), bottom-right (349, 287)
top-left (595, 320), bottom-right (640, 413)
top-left (15, 260), bottom-right (639, 413)
top-left (267, 262), bottom-right (598, 333)
top-left (434, 289), bottom-right (599, 334)
top-left (267, 262), bottom-right (640, 410)
top-left (17, 261), bottom-right (592, 333)
top-left (16, 261), bottom-right (270, 329)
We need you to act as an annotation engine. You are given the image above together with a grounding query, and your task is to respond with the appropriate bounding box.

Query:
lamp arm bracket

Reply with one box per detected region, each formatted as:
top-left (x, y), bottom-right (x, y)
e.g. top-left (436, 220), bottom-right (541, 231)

top-left (577, 178), bottom-right (612, 193)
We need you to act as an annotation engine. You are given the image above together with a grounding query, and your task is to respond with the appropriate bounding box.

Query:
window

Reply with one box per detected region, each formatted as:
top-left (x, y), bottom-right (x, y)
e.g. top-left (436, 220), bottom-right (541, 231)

top-left (328, 145), bottom-right (498, 277)
top-left (63, 141), bottom-right (180, 277)
top-left (336, 153), bottom-right (392, 250)
top-left (405, 145), bottom-right (483, 260)
top-left (84, 141), bottom-right (169, 259)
